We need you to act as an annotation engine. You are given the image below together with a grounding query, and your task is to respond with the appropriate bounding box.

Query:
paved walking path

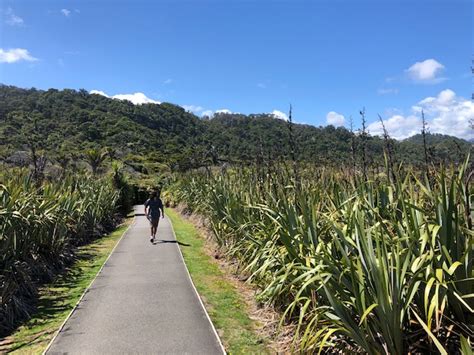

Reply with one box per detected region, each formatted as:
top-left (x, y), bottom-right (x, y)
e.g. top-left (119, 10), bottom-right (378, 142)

top-left (47, 207), bottom-right (224, 354)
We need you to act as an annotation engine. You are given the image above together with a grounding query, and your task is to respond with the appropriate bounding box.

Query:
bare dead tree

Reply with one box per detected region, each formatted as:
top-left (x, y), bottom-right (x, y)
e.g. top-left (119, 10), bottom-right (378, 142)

top-left (349, 115), bottom-right (357, 177)
top-left (378, 114), bottom-right (396, 183)
top-left (287, 104), bottom-right (300, 188)
top-left (255, 137), bottom-right (265, 191)
top-left (421, 109), bottom-right (430, 175)
top-left (359, 108), bottom-right (368, 181)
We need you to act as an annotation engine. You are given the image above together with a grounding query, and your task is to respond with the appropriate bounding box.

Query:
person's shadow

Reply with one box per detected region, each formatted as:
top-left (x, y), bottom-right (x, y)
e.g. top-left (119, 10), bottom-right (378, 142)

top-left (153, 239), bottom-right (191, 247)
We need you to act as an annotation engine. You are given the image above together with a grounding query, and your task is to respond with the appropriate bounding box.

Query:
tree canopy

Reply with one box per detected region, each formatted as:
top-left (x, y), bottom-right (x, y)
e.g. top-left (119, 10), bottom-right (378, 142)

top-left (0, 85), bottom-right (471, 174)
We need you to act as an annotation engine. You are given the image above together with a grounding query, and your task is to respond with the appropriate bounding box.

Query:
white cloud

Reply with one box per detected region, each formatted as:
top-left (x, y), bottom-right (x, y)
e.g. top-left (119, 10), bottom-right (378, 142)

top-left (377, 88), bottom-right (399, 95)
top-left (90, 90), bottom-right (109, 97)
top-left (201, 110), bottom-right (214, 117)
top-left (326, 111), bottom-right (345, 126)
top-left (216, 109), bottom-right (232, 114)
top-left (61, 9), bottom-right (71, 17)
top-left (197, 109), bottom-right (233, 118)
top-left (257, 83), bottom-right (266, 89)
top-left (180, 107), bottom-right (233, 118)
top-left (368, 89), bottom-right (474, 140)
top-left (271, 110), bottom-right (288, 121)
top-left (183, 105), bottom-right (204, 114)
top-left (5, 8), bottom-right (24, 26)
top-left (416, 88), bottom-right (455, 108)
top-left (163, 78), bottom-right (173, 85)
top-left (90, 90), bottom-right (160, 105)
top-left (111, 93), bottom-right (160, 105)
top-left (368, 115), bottom-right (422, 140)
top-left (0, 48), bottom-right (38, 63)
top-left (406, 59), bottom-right (445, 83)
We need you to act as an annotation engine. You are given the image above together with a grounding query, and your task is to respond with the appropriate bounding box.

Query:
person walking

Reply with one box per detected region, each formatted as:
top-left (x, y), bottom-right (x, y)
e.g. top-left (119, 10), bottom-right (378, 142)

top-left (144, 191), bottom-right (164, 242)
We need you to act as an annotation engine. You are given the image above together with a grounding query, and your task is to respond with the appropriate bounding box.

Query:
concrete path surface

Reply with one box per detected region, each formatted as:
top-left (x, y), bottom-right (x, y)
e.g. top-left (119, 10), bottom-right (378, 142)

top-left (46, 206), bottom-right (224, 354)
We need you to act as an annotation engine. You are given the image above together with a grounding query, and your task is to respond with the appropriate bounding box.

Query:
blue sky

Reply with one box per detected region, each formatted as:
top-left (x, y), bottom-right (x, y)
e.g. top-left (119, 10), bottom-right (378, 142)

top-left (1, 0), bottom-right (472, 139)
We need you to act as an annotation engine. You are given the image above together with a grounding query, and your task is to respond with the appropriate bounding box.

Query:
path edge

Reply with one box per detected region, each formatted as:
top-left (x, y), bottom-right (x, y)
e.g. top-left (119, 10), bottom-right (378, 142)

top-left (42, 215), bottom-right (136, 355)
top-left (168, 212), bottom-right (227, 355)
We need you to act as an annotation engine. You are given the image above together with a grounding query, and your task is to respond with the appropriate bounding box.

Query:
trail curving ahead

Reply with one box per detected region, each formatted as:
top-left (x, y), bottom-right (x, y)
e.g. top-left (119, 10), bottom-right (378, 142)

top-left (46, 206), bottom-right (224, 354)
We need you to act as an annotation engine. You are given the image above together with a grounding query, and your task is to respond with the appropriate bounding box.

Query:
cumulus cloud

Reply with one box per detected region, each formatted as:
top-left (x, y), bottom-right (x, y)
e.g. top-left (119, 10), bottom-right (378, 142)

top-left (182, 107), bottom-right (233, 118)
top-left (368, 89), bottom-right (473, 140)
top-left (61, 9), bottom-right (71, 17)
top-left (271, 110), bottom-right (288, 121)
top-left (90, 90), bottom-right (108, 96)
top-left (406, 59), bottom-right (445, 83)
top-left (201, 110), bottom-right (214, 117)
top-left (368, 115), bottom-right (422, 140)
top-left (0, 48), bottom-right (37, 63)
top-left (90, 90), bottom-right (160, 105)
top-left (216, 109), bottom-right (232, 114)
top-left (5, 8), bottom-right (24, 26)
top-left (113, 93), bottom-right (160, 105)
top-left (326, 111), bottom-right (345, 126)
top-left (183, 105), bottom-right (204, 114)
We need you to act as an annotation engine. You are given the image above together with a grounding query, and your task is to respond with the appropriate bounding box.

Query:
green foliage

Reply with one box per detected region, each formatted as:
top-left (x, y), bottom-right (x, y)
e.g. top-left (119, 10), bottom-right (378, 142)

top-left (167, 161), bottom-right (473, 353)
top-left (84, 148), bottom-right (109, 175)
top-left (1, 222), bottom-right (131, 354)
top-left (0, 169), bottom-right (121, 335)
top-left (0, 85), bottom-right (470, 173)
top-left (111, 161), bottom-right (134, 214)
top-left (167, 209), bottom-right (269, 354)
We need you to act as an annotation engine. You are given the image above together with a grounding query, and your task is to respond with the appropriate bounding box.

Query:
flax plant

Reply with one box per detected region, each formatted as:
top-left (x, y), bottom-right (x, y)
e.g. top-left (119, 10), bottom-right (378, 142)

top-left (167, 158), bottom-right (473, 353)
top-left (0, 169), bottom-right (119, 335)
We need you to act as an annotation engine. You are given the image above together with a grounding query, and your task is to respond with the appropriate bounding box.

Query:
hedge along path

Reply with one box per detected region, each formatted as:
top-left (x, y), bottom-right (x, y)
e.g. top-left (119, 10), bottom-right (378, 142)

top-left (0, 219), bottom-right (132, 354)
top-left (46, 206), bottom-right (224, 354)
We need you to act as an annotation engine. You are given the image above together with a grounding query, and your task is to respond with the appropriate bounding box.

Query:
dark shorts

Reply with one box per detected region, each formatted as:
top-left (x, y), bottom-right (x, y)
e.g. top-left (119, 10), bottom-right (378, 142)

top-left (148, 216), bottom-right (159, 228)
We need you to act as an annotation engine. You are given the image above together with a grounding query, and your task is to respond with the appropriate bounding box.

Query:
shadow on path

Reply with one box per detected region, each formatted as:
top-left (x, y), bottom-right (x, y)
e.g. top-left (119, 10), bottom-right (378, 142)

top-left (153, 239), bottom-right (191, 247)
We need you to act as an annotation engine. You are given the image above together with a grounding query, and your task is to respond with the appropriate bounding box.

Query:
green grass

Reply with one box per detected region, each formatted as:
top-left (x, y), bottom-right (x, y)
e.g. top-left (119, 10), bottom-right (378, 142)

top-left (0, 218), bottom-right (133, 354)
top-left (166, 208), bottom-right (269, 354)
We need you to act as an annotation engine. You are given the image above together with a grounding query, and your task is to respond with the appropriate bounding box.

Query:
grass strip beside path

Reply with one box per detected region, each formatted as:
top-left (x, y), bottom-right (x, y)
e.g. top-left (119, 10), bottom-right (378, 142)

top-left (0, 217), bottom-right (133, 354)
top-left (167, 209), bottom-right (269, 354)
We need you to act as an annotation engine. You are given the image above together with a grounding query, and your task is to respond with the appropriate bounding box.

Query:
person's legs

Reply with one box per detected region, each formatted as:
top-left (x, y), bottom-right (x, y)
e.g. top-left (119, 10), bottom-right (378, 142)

top-left (149, 218), bottom-right (155, 242)
top-left (151, 219), bottom-right (159, 240)
top-left (147, 215), bottom-right (153, 237)
top-left (153, 220), bottom-right (159, 238)
top-left (153, 218), bottom-right (160, 238)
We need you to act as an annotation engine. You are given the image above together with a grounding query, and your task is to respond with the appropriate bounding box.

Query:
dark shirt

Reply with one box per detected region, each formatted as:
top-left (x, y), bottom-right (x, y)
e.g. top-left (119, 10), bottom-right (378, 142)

top-left (145, 198), bottom-right (163, 219)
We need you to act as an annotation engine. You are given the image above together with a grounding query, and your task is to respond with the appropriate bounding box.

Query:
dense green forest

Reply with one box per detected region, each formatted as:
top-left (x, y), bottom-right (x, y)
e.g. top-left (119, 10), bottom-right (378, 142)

top-left (0, 85), bottom-right (471, 179)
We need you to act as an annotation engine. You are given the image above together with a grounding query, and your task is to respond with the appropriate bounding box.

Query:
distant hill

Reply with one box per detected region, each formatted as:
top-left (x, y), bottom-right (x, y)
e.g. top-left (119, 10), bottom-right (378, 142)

top-left (0, 85), bottom-right (471, 173)
top-left (400, 133), bottom-right (472, 165)
top-left (403, 133), bottom-right (469, 146)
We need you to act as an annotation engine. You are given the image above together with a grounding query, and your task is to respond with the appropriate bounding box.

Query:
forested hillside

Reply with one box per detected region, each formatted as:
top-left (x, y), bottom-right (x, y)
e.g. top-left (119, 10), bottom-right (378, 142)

top-left (0, 85), bottom-right (471, 175)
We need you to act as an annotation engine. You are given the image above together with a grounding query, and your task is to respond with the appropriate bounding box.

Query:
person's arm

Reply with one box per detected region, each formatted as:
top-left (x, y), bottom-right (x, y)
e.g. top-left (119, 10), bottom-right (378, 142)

top-left (144, 200), bottom-right (149, 215)
top-left (160, 199), bottom-right (165, 218)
